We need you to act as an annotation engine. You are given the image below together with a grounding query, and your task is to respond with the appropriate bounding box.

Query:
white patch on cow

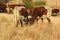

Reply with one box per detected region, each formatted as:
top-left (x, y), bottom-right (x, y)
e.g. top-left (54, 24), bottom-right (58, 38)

top-left (6, 7), bottom-right (10, 13)
top-left (42, 15), bottom-right (47, 19)
top-left (28, 16), bottom-right (32, 19)
top-left (37, 5), bottom-right (52, 18)
top-left (16, 6), bottom-right (25, 11)
top-left (13, 7), bottom-right (20, 23)
top-left (44, 5), bottom-right (52, 18)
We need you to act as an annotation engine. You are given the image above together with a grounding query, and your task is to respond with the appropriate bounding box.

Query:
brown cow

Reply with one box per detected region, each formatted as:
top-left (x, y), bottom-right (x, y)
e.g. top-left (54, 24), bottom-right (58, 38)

top-left (6, 4), bottom-right (25, 14)
top-left (29, 6), bottom-right (50, 24)
top-left (52, 9), bottom-right (59, 16)
top-left (13, 6), bottom-right (29, 27)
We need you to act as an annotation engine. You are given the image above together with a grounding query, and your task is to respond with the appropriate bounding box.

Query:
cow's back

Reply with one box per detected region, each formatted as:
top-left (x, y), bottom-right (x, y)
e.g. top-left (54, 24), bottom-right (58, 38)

top-left (33, 6), bottom-right (47, 17)
top-left (20, 8), bottom-right (28, 17)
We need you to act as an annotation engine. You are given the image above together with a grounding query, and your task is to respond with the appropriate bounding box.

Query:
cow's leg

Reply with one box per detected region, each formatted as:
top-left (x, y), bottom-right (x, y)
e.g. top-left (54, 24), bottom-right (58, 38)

top-left (47, 17), bottom-right (50, 23)
top-left (32, 16), bottom-right (37, 23)
top-left (16, 20), bottom-right (19, 27)
top-left (16, 19), bottom-right (23, 27)
top-left (23, 17), bottom-right (28, 25)
top-left (26, 17), bottom-right (29, 24)
top-left (36, 17), bottom-right (39, 22)
top-left (30, 17), bottom-right (35, 24)
top-left (20, 20), bottom-right (23, 27)
top-left (41, 18), bottom-right (43, 23)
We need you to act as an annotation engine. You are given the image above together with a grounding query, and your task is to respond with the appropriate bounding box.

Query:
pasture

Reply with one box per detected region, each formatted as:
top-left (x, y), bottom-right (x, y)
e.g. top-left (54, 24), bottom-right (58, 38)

top-left (0, 13), bottom-right (60, 40)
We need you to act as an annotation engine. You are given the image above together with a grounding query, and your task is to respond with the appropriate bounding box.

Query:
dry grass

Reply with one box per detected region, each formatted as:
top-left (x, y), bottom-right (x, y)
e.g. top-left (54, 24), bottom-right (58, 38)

top-left (0, 13), bottom-right (60, 40)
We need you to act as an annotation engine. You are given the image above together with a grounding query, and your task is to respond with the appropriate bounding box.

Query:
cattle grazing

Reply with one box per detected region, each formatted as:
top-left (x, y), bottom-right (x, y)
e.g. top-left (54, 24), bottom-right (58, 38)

top-left (29, 6), bottom-right (51, 24)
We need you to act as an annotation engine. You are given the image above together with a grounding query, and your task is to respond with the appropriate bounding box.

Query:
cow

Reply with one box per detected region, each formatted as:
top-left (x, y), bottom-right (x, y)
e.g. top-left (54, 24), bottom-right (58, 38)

top-left (52, 8), bottom-right (59, 16)
top-left (19, 7), bottom-right (29, 25)
top-left (0, 4), bottom-right (7, 13)
top-left (6, 4), bottom-right (25, 14)
top-left (13, 6), bottom-right (29, 27)
top-left (29, 6), bottom-right (51, 24)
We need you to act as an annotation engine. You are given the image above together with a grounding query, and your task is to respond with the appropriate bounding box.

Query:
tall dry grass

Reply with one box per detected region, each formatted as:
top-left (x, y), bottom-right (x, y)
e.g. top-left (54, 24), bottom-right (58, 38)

top-left (0, 13), bottom-right (60, 40)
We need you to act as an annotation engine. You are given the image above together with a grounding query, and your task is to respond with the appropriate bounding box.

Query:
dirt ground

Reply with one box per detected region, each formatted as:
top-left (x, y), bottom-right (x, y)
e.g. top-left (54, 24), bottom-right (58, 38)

top-left (0, 13), bottom-right (60, 40)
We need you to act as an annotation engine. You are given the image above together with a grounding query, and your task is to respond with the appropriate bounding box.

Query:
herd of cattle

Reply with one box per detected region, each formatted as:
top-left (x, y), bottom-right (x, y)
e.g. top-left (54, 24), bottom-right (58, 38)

top-left (0, 4), bottom-right (60, 27)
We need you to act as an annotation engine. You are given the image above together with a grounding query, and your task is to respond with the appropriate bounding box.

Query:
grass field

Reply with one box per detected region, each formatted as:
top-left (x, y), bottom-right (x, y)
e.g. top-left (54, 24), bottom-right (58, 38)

top-left (0, 13), bottom-right (60, 40)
